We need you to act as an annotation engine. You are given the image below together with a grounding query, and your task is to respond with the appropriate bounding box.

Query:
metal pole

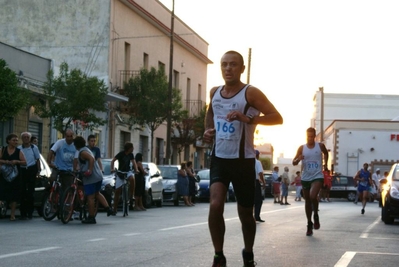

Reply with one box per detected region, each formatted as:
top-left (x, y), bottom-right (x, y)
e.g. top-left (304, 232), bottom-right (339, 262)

top-left (247, 48), bottom-right (252, 84)
top-left (165, 0), bottom-right (174, 165)
top-left (319, 86), bottom-right (324, 142)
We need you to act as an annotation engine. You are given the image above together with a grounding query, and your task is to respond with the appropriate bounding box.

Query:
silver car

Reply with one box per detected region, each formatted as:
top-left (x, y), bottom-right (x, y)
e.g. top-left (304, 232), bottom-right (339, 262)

top-left (158, 165), bottom-right (180, 206)
top-left (142, 162), bottom-right (163, 208)
top-left (100, 160), bottom-right (163, 209)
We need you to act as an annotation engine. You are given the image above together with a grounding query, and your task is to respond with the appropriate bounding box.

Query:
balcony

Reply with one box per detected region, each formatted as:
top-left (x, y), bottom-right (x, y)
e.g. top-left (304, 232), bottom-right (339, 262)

top-left (119, 70), bottom-right (141, 89)
top-left (185, 100), bottom-right (204, 117)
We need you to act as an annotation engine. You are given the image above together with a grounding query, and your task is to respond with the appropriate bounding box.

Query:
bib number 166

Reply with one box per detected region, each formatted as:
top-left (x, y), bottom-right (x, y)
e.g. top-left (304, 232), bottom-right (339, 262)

top-left (217, 122), bottom-right (235, 133)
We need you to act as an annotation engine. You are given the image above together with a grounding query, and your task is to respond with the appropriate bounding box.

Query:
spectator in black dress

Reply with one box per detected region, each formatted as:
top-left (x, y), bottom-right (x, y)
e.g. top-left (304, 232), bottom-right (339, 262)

top-left (133, 153), bottom-right (147, 211)
top-left (186, 161), bottom-right (196, 205)
top-left (0, 133), bottom-right (26, 221)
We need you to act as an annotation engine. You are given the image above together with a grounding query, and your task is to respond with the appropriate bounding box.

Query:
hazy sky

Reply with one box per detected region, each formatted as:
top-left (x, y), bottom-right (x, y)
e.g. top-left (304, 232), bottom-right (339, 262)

top-left (159, 0), bottom-right (399, 161)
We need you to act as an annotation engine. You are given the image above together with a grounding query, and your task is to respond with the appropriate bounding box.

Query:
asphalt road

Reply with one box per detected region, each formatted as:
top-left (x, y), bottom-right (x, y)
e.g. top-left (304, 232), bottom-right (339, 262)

top-left (0, 197), bottom-right (398, 267)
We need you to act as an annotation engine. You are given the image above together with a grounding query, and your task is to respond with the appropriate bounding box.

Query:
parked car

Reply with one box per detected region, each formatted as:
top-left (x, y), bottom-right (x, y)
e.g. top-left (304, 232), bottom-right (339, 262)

top-left (263, 171), bottom-right (273, 198)
top-left (100, 158), bottom-right (115, 208)
top-left (158, 165), bottom-right (201, 206)
top-left (99, 159), bottom-right (163, 209)
top-left (1, 154), bottom-right (51, 218)
top-left (158, 165), bottom-right (180, 206)
top-left (329, 175), bottom-right (357, 201)
top-left (196, 169), bottom-right (235, 202)
top-left (380, 163), bottom-right (399, 224)
top-left (142, 162), bottom-right (163, 208)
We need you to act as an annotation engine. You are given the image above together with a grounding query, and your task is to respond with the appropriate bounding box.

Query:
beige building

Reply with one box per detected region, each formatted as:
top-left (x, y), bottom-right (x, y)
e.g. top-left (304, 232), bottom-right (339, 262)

top-left (0, 0), bottom-right (211, 167)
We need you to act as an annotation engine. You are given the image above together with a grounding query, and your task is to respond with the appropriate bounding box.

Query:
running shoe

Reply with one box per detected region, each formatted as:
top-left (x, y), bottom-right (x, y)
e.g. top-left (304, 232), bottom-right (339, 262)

top-left (212, 254), bottom-right (226, 267)
top-left (242, 249), bottom-right (256, 267)
top-left (81, 216), bottom-right (96, 224)
top-left (314, 214), bottom-right (320, 230)
top-left (361, 209), bottom-right (365, 214)
top-left (306, 222), bottom-right (313, 236)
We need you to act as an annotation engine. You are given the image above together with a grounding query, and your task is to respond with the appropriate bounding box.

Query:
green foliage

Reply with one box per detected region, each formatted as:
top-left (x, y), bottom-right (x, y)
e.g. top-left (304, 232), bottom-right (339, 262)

top-left (123, 67), bottom-right (186, 161)
top-left (194, 105), bottom-right (207, 139)
top-left (260, 157), bottom-right (272, 171)
top-left (172, 105), bottom-right (206, 159)
top-left (0, 59), bottom-right (30, 121)
top-left (34, 62), bottom-right (108, 133)
top-left (124, 67), bottom-right (184, 131)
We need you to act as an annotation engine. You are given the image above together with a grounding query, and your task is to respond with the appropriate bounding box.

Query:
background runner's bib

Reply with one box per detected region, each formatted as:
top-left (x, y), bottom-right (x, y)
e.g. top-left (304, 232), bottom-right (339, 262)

top-left (301, 142), bottom-right (323, 181)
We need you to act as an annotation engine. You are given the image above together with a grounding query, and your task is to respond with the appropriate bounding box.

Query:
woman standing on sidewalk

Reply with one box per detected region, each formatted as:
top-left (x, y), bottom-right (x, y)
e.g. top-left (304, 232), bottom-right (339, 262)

top-left (291, 171), bottom-right (302, 201)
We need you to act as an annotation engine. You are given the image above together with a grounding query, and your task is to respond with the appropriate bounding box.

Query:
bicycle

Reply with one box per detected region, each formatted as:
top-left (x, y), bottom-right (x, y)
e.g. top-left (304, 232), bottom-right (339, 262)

top-left (60, 171), bottom-right (97, 224)
top-left (42, 170), bottom-right (62, 221)
top-left (115, 169), bottom-right (130, 217)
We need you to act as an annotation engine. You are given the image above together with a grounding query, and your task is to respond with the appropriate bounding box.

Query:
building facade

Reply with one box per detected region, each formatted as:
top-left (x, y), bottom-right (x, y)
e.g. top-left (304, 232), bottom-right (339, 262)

top-left (312, 91), bottom-right (399, 135)
top-left (0, 0), bottom-right (211, 167)
top-left (324, 120), bottom-right (399, 176)
top-left (0, 42), bottom-right (52, 157)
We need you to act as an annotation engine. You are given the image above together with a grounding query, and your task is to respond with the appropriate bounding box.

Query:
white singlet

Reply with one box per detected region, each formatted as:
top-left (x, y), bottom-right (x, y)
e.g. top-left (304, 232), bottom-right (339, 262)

top-left (301, 142), bottom-right (324, 182)
top-left (211, 85), bottom-right (259, 159)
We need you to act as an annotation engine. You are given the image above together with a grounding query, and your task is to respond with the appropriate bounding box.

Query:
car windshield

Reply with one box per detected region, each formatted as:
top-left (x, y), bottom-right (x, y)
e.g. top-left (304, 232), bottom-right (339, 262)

top-left (264, 173), bottom-right (272, 180)
top-left (159, 166), bottom-right (178, 179)
top-left (102, 160), bottom-right (112, 175)
top-left (197, 170), bottom-right (209, 180)
top-left (393, 167), bottom-right (399, 181)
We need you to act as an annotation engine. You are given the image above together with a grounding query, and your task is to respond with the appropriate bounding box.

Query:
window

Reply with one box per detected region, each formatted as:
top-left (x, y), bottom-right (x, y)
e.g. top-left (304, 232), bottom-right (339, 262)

top-left (186, 77), bottom-right (191, 101)
top-left (198, 84), bottom-right (202, 101)
top-left (143, 53), bottom-right (148, 70)
top-left (124, 42), bottom-right (131, 70)
top-left (158, 61), bottom-right (165, 72)
top-left (119, 131), bottom-right (131, 152)
top-left (173, 70), bottom-right (179, 89)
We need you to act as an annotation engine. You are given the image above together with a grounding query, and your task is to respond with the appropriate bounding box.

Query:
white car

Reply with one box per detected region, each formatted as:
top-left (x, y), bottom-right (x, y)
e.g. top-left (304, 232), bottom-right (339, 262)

top-left (100, 159), bottom-right (163, 209)
top-left (142, 162), bottom-right (163, 208)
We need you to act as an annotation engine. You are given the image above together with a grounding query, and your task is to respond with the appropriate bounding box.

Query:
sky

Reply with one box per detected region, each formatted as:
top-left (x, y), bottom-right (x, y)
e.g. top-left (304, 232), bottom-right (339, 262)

top-left (159, 0), bottom-right (399, 161)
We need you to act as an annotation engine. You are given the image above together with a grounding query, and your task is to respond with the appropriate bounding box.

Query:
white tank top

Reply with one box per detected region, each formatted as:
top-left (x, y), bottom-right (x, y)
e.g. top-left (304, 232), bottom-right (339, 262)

top-left (301, 142), bottom-right (324, 181)
top-left (211, 85), bottom-right (259, 159)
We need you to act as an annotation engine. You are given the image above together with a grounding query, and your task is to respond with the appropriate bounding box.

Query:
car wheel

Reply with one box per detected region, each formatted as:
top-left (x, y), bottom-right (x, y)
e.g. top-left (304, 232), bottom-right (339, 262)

top-left (173, 198), bottom-right (179, 206)
top-left (381, 206), bottom-right (385, 221)
top-left (156, 197), bottom-right (163, 207)
top-left (0, 201), bottom-right (7, 218)
top-left (382, 203), bottom-right (395, 224)
top-left (144, 190), bottom-right (153, 209)
top-left (347, 192), bottom-right (356, 202)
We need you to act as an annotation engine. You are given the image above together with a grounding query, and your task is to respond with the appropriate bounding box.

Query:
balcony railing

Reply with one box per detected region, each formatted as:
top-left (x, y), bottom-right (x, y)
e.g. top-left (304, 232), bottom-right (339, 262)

top-left (185, 100), bottom-right (204, 117)
top-left (119, 70), bottom-right (141, 89)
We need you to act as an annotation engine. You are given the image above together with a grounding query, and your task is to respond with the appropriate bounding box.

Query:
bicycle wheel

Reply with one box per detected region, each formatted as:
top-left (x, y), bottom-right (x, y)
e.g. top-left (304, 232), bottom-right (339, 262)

top-left (42, 187), bottom-right (60, 221)
top-left (122, 184), bottom-right (128, 217)
top-left (60, 187), bottom-right (76, 224)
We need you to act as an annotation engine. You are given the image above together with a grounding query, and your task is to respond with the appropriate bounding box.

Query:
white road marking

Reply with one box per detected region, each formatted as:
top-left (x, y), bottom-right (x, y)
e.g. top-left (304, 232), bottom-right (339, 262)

top-left (87, 238), bottom-right (106, 242)
top-left (360, 217), bottom-right (380, 238)
top-left (159, 206), bottom-right (302, 231)
top-left (334, 251), bottom-right (356, 267)
top-left (123, 233), bottom-right (141, 236)
top-left (335, 251), bottom-right (399, 267)
top-left (0, 247), bottom-right (60, 259)
top-left (159, 222), bottom-right (208, 231)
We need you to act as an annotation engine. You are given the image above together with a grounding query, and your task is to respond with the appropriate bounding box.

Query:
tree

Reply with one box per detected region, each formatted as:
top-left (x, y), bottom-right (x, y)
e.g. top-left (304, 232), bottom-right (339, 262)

top-left (34, 62), bottom-right (108, 134)
top-left (172, 105), bottom-right (207, 163)
top-left (260, 157), bottom-right (272, 170)
top-left (0, 59), bottom-right (30, 121)
top-left (123, 67), bottom-right (185, 161)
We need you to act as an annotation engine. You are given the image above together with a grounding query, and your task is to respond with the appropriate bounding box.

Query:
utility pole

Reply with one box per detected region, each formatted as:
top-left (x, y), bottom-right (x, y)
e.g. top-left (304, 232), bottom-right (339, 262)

top-left (165, 0), bottom-right (175, 164)
top-left (247, 48), bottom-right (252, 84)
top-left (319, 86), bottom-right (324, 142)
